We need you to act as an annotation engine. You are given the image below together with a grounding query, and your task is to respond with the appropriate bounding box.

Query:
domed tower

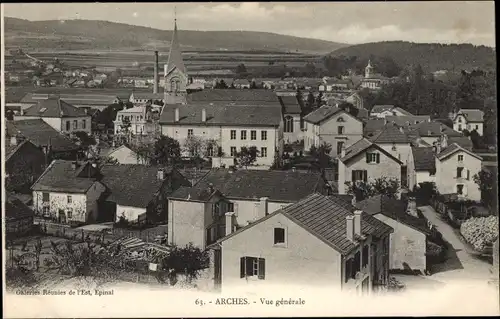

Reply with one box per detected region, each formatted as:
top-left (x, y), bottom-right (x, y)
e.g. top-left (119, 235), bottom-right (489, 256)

top-left (365, 60), bottom-right (374, 79)
top-left (164, 14), bottom-right (188, 105)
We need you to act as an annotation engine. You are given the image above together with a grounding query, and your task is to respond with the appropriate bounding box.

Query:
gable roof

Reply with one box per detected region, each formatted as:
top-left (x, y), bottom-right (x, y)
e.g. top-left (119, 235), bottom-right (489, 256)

top-left (6, 194), bottom-right (34, 221)
top-left (5, 139), bottom-right (41, 162)
top-left (165, 20), bottom-right (187, 75)
top-left (31, 160), bottom-right (97, 193)
top-left (159, 104), bottom-right (281, 127)
top-left (437, 143), bottom-right (483, 161)
top-left (23, 97), bottom-right (88, 118)
top-left (369, 123), bottom-right (411, 144)
top-left (6, 119), bottom-right (79, 152)
top-left (304, 105), bottom-right (361, 125)
top-left (340, 138), bottom-right (403, 165)
top-left (169, 169), bottom-right (327, 203)
top-left (363, 118), bottom-right (386, 136)
top-left (455, 109), bottom-right (484, 122)
top-left (188, 89), bottom-right (279, 104)
top-left (355, 195), bottom-right (431, 236)
top-left (105, 145), bottom-right (138, 158)
top-left (411, 147), bottom-right (436, 171)
top-left (211, 193), bottom-right (393, 255)
top-left (408, 121), bottom-right (462, 137)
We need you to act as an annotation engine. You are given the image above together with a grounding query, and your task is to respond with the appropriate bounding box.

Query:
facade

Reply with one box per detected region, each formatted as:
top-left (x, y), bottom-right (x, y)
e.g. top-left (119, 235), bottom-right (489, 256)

top-left (129, 92), bottom-right (165, 105)
top-left (207, 193), bottom-right (393, 293)
top-left (167, 169), bottom-right (329, 249)
top-left (404, 121), bottom-right (464, 147)
top-left (278, 95), bottom-right (304, 144)
top-left (368, 123), bottom-right (413, 167)
top-left (319, 79), bottom-right (353, 92)
top-left (14, 96), bottom-right (92, 134)
top-left (452, 109), bottom-right (485, 136)
top-left (407, 147), bottom-right (436, 189)
top-left (338, 138), bottom-right (404, 195)
top-left (356, 195), bottom-right (431, 273)
top-left (303, 106), bottom-right (364, 158)
top-left (114, 106), bottom-right (154, 136)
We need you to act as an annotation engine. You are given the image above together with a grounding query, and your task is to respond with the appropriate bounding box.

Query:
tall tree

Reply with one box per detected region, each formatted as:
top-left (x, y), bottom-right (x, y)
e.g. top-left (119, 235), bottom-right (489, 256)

top-left (236, 146), bottom-right (259, 168)
top-left (152, 136), bottom-right (181, 166)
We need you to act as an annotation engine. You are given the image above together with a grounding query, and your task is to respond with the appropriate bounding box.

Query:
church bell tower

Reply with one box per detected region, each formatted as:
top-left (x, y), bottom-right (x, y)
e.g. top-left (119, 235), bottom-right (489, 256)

top-left (164, 11), bottom-right (188, 105)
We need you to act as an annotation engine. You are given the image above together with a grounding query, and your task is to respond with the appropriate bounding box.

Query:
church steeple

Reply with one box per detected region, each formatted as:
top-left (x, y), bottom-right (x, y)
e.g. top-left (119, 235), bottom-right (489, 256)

top-left (165, 13), bottom-right (187, 76)
top-left (365, 59), bottom-right (374, 78)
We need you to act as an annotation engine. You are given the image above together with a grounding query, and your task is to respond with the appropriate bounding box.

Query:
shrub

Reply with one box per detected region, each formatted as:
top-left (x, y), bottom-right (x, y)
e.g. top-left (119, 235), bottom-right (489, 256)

top-left (460, 216), bottom-right (498, 252)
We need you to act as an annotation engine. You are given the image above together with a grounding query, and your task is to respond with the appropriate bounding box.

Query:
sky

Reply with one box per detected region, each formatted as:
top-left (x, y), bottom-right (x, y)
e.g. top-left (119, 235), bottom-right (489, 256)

top-left (4, 2), bottom-right (496, 47)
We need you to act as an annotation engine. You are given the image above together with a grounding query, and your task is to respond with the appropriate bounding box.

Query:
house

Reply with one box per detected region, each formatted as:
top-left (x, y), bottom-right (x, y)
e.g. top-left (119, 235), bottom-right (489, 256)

top-left (233, 79), bottom-right (251, 89)
top-left (385, 115), bottom-right (431, 127)
top-left (102, 145), bottom-right (144, 165)
top-left (206, 193), bottom-right (393, 293)
top-left (368, 123), bottom-right (413, 166)
top-left (345, 92), bottom-right (365, 110)
top-left (355, 195), bottom-right (431, 273)
top-left (319, 78), bottom-right (353, 92)
top-left (31, 160), bottom-right (107, 225)
top-left (363, 118), bottom-right (386, 137)
top-left (452, 109), bottom-right (485, 136)
top-left (6, 119), bottom-right (80, 160)
top-left (6, 194), bottom-right (35, 238)
top-left (338, 138), bottom-right (404, 195)
top-left (114, 106), bottom-right (154, 136)
top-left (159, 100), bottom-right (284, 168)
top-left (129, 92), bottom-right (165, 105)
top-left (19, 93), bottom-right (121, 111)
top-left (99, 165), bottom-right (191, 223)
top-left (14, 96), bottom-right (92, 134)
top-left (303, 105), bottom-right (364, 158)
top-left (370, 105), bottom-right (413, 118)
top-left (5, 137), bottom-right (46, 194)
top-left (405, 121), bottom-right (464, 147)
top-left (360, 60), bottom-right (391, 90)
top-left (407, 147), bottom-right (436, 188)
top-left (278, 95), bottom-right (304, 143)
top-left (167, 169), bottom-right (329, 249)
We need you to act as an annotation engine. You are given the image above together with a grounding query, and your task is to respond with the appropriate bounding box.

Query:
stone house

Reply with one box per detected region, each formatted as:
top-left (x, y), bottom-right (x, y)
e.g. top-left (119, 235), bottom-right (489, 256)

top-left (206, 193), bottom-right (393, 294)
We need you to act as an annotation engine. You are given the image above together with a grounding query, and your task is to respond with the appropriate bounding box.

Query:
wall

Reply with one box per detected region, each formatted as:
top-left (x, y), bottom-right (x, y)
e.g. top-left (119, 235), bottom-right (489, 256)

top-left (229, 199), bottom-right (291, 227)
top-left (220, 213), bottom-right (342, 291)
top-left (109, 147), bottom-right (141, 164)
top-left (116, 204), bottom-right (147, 223)
top-left (377, 143), bottom-right (412, 166)
top-left (373, 214), bottom-right (427, 272)
top-left (168, 199), bottom-right (207, 248)
top-left (416, 171), bottom-right (436, 186)
top-left (318, 112), bottom-right (363, 158)
top-left (33, 191), bottom-right (88, 223)
top-left (283, 114), bottom-right (303, 144)
top-left (86, 182), bottom-right (106, 222)
top-left (435, 150), bottom-right (482, 201)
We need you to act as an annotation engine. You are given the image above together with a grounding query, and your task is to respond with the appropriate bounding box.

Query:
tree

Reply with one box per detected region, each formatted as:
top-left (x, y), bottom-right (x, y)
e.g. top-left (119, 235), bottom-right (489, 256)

top-left (469, 129), bottom-right (484, 149)
top-left (135, 143), bottom-right (154, 165)
top-left (250, 81), bottom-right (257, 89)
top-left (160, 243), bottom-right (209, 284)
top-left (214, 79), bottom-right (228, 89)
top-left (345, 177), bottom-right (400, 201)
top-left (316, 92), bottom-right (324, 109)
top-left (309, 142), bottom-right (332, 171)
top-left (203, 139), bottom-right (220, 158)
top-left (95, 103), bottom-right (124, 129)
top-left (473, 169), bottom-right (497, 211)
top-left (236, 63), bottom-right (247, 74)
top-left (304, 62), bottom-right (317, 77)
top-left (236, 146), bottom-right (259, 168)
top-left (306, 91), bottom-right (315, 110)
top-left (152, 136), bottom-right (181, 166)
top-left (183, 136), bottom-right (204, 159)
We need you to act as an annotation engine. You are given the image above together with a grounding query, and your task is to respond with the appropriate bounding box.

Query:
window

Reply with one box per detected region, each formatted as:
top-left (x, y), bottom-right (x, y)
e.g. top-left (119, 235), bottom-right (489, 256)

top-left (188, 129), bottom-right (193, 137)
top-left (42, 192), bottom-right (50, 202)
top-left (458, 124), bottom-right (462, 131)
top-left (337, 141), bottom-right (344, 155)
top-left (337, 117), bottom-right (345, 122)
top-left (241, 130), bottom-right (247, 140)
top-left (230, 130), bottom-right (236, 140)
top-left (457, 184), bottom-right (464, 195)
top-left (230, 147), bottom-right (237, 156)
top-left (66, 121), bottom-right (71, 131)
top-left (67, 209), bottom-right (73, 219)
top-left (261, 130), bottom-right (267, 140)
top-left (228, 202), bottom-right (235, 213)
top-left (458, 117), bottom-right (463, 123)
top-left (362, 245), bottom-right (369, 268)
top-left (73, 120), bottom-right (78, 129)
top-left (261, 147), bottom-right (267, 158)
top-left (457, 167), bottom-right (464, 178)
top-left (207, 147), bottom-right (214, 157)
top-left (475, 125), bottom-right (479, 130)
top-left (67, 195), bottom-right (72, 204)
top-left (284, 116), bottom-right (294, 133)
top-left (338, 126), bottom-right (345, 134)
top-left (352, 170), bottom-right (367, 182)
top-left (366, 153), bottom-right (380, 164)
top-left (251, 130), bottom-right (257, 140)
top-left (82, 120), bottom-right (86, 129)
top-left (458, 155), bottom-right (464, 162)
top-left (274, 228), bottom-right (286, 245)
top-left (240, 257), bottom-right (265, 279)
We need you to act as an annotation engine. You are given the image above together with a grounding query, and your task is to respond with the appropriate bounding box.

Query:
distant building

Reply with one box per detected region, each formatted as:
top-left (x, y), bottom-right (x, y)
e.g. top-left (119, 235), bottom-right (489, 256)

top-left (360, 60), bottom-right (391, 90)
top-left (114, 106), bottom-right (154, 136)
top-left (233, 79), bottom-right (251, 89)
top-left (164, 18), bottom-right (188, 105)
top-left (452, 109), bottom-right (485, 136)
top-left (102, 145), bottom-right (144, 165)
top-left (129, 92), bottom-right (165, 105)
top-left (370, 105), bottom-right (414, 118)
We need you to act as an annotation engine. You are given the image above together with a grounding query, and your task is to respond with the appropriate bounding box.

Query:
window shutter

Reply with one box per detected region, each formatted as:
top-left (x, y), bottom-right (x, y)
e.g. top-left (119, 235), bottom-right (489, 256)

top-left (366, 153), bottom-right (369, 163)
top-left (212, 204), bottom-right (216, 218)
top-left (363, 170), bottom-right (368, 182)
top-left (246, 257), bottom-right (254, 276)
top-left (376, 153), bottom-right (380, 163)
top-left (258, 258), bottom-right (265, 279)
top-left (467, 169), bottom-right (470, 180)
top-left (240, 257), bottom-right (246, 278)
top-left (352, 171), bottom-right (356, 182)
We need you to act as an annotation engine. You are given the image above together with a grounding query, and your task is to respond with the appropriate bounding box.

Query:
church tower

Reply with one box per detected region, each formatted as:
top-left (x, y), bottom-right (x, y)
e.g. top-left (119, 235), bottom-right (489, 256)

top-left (164, 14), bottom-right (188, 105)
top-left (365, 60), bottom-right (374, 78)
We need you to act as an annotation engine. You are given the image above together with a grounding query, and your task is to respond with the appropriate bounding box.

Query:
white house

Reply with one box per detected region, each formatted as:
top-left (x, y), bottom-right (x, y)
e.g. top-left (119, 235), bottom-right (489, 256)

top-left (114, 106), bottom-right (154, 136)
top-left (206, 193), bottom-right (393, 294)
top-left (14, 96), bottom-right (91, 135)
top-left (129, 92), bottom-right (165, 105)
top-left (360, 61), bottom-right (391, 90)
top-left (452, 109), bottom-right (485, 136)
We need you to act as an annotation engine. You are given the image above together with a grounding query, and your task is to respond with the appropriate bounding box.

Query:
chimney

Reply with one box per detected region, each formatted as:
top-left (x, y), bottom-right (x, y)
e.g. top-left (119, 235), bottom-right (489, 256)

top-left (441, 133), bottom-right (448, 149)
top-left (10, 136), bottom-right (18, 146)
top-left (346, 215), bottom-right (355, 242)
top-left (153, 51), bottom-right (159, 94)
top-left (174, 108), bottom-right (180, 122)
top-left (225, 212), bottom-right (235, 235)
top-left (202, 108), bottom-right (207, 122)
top-left (259, 197), bottom-right (269, 218)
top-left (354, 210), bottom-right (362, 236)
top-left (340, 145), bottom-right (346, 158)
top-left (157, 169), bottom-right (164, 181)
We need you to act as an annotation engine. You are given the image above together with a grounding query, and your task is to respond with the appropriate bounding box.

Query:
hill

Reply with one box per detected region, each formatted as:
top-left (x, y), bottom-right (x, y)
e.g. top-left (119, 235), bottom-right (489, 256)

top-left (329, 41), bottom-right (496, 72)
top-left (4, 17), bottom-right (347, 54)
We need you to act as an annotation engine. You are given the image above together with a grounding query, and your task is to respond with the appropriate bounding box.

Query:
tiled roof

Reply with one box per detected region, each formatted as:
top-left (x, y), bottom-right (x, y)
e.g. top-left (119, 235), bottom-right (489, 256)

top-left (363, 118), bottom-right (386, 136)
top-left (278, 96), bottom-right (301, 114)
top-left (411, 147), bottom-right (436, 171)
top-left (31, 160), bottom-right (97, 193)
top-left (456, 109), bottom-right (484, 122)
top-left (437, 143), bottom-right (482, 161)
top-left (213, 193), bottom-right (393, 255)
top-left (169, 169), bottom-right (327, 203)
top-left (303, 105), bottom-right (343, 124)
top-left (408, 121), bottom-right (462, 137)
top-left (391, 107), bottom-right (414, 116)
top-left (340, 138), bottom-right (373, 163)
top-left (23, 97), bottom-right (88, 118)
top-left (448, 136), bottom-right (473, 151)
top-left (369, 123), bottom-right (411, 144)
top-left (385, 115), bottom-right (431, 127)
top-left (188, 89), bottom-right (279, 104)
top-left (100, 165), bottom-right (189, 208)
top-left (6, 194), bottom-right (34, 221)
top-left (355, 195), bottom-right (431, 235)
top-left (6, 119), bottom-right (79, 152)
top-left (370, 105), bottom-right (394, 114)
top-left (159, 104), bottom-right (281, 127)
